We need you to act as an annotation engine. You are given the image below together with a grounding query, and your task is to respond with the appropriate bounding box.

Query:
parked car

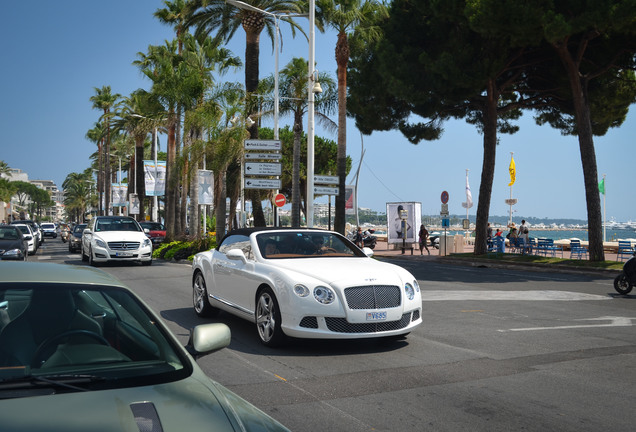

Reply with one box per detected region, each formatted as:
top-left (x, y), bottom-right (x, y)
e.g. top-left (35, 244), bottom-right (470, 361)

top-left (68, 223), bottom-right (86, 253)
top-left (0, 225), bottom-right (28, 261)
top-left (81, 216), bottom-right (152, 266)
top-left (0, 261), bottom-right (289, 432)
top-left (140, 221), bottom-right (166, 245)
top-left (12, 223), bottom-right (36, 255)
top-left (10, 220), bottom-right (42, 246)
top-left (40, 222), bottom-right (57, 238)
top-left (192, 228), bottom-right (422, 346)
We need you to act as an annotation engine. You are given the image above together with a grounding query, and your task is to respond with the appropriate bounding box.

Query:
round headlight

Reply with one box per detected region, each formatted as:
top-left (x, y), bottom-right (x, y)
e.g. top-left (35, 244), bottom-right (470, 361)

top-left (313, 286), bottom-right (335, 304)
top-left (294, 284), bottom-right (310, 297)
top-left (404, 283), bottom-right (415, 300)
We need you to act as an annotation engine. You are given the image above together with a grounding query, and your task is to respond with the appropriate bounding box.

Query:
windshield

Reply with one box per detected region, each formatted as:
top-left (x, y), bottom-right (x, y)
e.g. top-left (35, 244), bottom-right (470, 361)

top-left (256, 231), bottom-right (365, 259)
top-left (0, 284), bottom-right (189, 393)
top-left (0, 228), bottom-right (21, 240)
top-left (73, 225), bottom-right (86, 234)
top-left (141, 223), bottom-right (164, 231)
top-left (16, 226), bottom-right (30, 235)
top-left (95, 218), bottom-right (141, 232)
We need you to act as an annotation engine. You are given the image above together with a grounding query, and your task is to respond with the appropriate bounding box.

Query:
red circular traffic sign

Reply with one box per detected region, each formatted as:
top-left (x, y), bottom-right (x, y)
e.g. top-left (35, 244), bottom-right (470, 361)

top-left (441, 191), bottom-right (449, 204)
top-left (274, 193), bottom-right (286, 207)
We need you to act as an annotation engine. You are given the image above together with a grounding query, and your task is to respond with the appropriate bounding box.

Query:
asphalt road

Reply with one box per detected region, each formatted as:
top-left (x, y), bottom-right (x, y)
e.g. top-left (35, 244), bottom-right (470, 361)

top-left (37, 237), bottom-right (636, 432)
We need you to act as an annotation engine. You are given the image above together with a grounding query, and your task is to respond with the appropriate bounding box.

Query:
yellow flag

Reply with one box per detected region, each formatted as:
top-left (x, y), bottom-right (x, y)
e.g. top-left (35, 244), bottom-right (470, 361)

top-left (508, 156), bottom-right (516, 186)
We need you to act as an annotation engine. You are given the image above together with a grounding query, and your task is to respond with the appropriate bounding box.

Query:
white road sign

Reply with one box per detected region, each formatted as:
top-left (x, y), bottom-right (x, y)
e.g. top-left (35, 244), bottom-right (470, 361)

top-left (314, 186), bottom-right (339, 195)
top-left (314, 175), bottom-right (338, 184)
top-left (244, 152), bottom-right (282, 160)
top-left (244, 178), bottom-right (281, 189)
top-left (245, 162), bottom-right (281, 176)
top-left (244, 139), bottom-right (281, 151)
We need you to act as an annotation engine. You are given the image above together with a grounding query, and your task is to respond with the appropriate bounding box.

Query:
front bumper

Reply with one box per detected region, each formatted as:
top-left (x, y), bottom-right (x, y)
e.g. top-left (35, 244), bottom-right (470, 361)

top-left (91, 242), bottom-right (153, 263)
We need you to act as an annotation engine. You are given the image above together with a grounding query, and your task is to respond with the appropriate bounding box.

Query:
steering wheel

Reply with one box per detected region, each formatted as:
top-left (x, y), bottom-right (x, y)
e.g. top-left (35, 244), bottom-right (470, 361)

top-left (321, 247), bottom-right (338, 254)
top-left (31, 329), bottom-right (110, 368)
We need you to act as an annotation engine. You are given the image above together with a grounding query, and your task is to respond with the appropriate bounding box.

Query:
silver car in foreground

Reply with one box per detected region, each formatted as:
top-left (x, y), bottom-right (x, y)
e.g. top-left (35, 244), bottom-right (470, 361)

top-left (0, 262), bottom-right (289, 432)
top-left (192, 228), bottom-right (422, 347)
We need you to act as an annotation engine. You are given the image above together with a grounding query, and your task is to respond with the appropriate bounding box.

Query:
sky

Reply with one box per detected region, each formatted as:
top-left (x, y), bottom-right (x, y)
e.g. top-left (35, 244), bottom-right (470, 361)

top-left (1, 0), bottom-right (635, 223)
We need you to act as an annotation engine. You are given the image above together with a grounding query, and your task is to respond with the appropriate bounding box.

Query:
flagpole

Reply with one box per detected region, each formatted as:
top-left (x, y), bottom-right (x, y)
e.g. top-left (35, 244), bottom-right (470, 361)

top-left (509, 152), bottom-right (513, 227)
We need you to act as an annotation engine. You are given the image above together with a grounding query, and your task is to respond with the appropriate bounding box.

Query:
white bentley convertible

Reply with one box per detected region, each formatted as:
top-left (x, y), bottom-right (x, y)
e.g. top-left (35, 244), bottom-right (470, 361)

top-left (192, 228), bottom-right (422, 346)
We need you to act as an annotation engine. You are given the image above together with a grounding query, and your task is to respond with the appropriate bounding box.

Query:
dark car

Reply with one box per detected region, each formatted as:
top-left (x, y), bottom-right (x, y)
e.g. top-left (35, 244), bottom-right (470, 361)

top-left (0, 225), bottom-right (28, 261)
top-left (68, 223), bottom-right (86, 253)
top-left (0, 262), bottom-right (290, 431)
top-left (140, 221), bottom-right (166, 245)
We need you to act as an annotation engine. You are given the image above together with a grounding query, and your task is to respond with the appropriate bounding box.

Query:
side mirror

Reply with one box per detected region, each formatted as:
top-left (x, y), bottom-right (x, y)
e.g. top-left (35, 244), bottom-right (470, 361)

top-left (144, 228), bottom-right (150, 234)
top-left (83, 228), bottom-right (91, 235)
top-left (362, 247), bottom-right (374, 258)
top-left (226, 249), bottom-right (247, 262)
top-left (185, 323), bottom-right (231, 359)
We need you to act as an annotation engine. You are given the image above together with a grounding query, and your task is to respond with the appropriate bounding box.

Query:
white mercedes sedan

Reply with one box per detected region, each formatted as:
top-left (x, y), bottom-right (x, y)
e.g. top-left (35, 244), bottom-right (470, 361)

top-left (192, 228), bottom-right (422, 346)
top-left (81, 216), bottom-right (153, 266)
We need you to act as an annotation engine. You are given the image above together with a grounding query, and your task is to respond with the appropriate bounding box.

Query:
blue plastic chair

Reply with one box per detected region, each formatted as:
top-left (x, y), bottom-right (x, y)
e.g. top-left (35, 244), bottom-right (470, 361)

top-left (569, 240), bottom-right (588, 260)
top-left (617, 241), bottom-right (634, 261)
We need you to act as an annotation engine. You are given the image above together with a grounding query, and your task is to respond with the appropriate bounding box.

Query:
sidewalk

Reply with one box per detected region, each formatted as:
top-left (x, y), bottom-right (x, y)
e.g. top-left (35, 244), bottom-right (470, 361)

top-left (373, 240), bottom-right (624, 262)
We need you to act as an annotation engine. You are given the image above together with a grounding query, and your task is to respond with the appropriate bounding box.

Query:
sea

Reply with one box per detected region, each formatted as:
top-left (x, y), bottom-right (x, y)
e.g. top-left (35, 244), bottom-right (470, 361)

top-left (427, 228), bottom-right (636, 242)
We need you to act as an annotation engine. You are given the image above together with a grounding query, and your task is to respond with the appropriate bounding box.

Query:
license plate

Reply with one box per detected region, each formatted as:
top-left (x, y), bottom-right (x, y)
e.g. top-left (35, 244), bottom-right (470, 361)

top-left (366, 311), bottom-right (387, 321)
top-left (115, 251), bottom-right (133, 257)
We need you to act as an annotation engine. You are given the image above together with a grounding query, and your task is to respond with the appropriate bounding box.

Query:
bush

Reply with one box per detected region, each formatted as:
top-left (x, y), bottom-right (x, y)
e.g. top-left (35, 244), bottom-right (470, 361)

top-left (153, 237), bottom-right (216, 261)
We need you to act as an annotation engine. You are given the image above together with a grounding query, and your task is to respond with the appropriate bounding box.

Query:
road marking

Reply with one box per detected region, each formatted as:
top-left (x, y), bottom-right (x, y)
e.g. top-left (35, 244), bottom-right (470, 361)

top-left (498, 316), bottom-right (636, 332)
top-left (422, 290), bottom-right (610, 301)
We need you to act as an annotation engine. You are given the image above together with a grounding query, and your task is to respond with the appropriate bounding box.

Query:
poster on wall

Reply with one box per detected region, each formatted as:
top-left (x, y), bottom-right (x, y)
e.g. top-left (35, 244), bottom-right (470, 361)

top-left (386, 202), bottom-right (422, 244)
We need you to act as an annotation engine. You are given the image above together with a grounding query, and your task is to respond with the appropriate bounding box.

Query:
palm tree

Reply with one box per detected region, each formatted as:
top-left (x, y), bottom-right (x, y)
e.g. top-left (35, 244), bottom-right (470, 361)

top-left (0, 160), bottom-right (11, 177)
top-left (187, 0), bottom-right (305, 226)
top-left (63, 170), bottom-right (95, 222)
top-left (90, 86), bottom-right (121, 216)
top-left (261, 57), bottom-right (337, 226)
top-left (114, 90), bottom-right (165, 222)
top-left (315, 0), bottom-right (387, 234)
top-left (85, 123), bottom-right (105, 214)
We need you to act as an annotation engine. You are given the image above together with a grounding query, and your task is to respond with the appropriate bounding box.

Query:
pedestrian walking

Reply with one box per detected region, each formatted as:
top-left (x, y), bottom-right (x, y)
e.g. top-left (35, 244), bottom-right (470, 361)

top-left (418, 224), bottom-right (430, 255)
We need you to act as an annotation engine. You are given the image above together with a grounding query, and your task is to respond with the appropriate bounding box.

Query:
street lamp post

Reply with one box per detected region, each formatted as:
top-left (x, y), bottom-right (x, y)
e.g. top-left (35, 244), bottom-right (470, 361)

top-left (306, 0), bottom-right (316, 227)
top-left (226, 0), bottom-right (311, 227)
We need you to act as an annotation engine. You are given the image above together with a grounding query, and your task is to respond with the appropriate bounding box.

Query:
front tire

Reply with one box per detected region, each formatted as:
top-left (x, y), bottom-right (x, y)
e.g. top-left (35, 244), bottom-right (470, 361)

top-left (614, 273), bottom-right (633, 295)
top-left (255, 288), bottom-right (286, 347)
top-left (193, 271), bottom-right (219, 318)
top-left (81, 244), bottom-right (88, 262)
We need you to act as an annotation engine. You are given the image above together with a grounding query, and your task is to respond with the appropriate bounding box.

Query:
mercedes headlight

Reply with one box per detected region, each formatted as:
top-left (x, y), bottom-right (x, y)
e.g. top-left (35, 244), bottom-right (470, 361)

top-left (95, 238), bottom-right (107, 248)
top-left (143, 238), bottom-right (152, 248)
top-left (313, 286), bottom-right (335, 304)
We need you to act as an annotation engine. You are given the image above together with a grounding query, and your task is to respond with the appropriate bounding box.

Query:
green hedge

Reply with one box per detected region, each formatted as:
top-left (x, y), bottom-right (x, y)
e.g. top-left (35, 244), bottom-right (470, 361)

top-left (153, 237), bottom-right (216, 262)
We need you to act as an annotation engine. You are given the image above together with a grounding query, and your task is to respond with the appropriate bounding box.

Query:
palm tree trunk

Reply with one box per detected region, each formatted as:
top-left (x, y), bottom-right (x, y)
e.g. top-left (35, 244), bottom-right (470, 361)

top-left (165, 120), bottom-right (177, 240)
top-left (334, 32), bottom-right (349, 234)
top-left (135, 135), bottom-right (146, 222)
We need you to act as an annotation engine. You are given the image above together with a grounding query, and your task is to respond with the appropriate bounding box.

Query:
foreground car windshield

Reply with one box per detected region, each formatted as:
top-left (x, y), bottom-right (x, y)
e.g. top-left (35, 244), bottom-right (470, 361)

top-left (255, 231), bottom-right (365, 258)
top-left (0, 284), bottom-right (188, 388)
top-left (95, 217), bottom-right (141, 232)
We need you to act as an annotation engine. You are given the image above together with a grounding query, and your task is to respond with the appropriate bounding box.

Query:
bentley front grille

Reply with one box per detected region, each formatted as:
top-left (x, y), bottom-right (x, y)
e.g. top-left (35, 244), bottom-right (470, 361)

top-left (344, 285), bottom-right (402, 310)
top-left (325, 312), bottom-right (413, 333)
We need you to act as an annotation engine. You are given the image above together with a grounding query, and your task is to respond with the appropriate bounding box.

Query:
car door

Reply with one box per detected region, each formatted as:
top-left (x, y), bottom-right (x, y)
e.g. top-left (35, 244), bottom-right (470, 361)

top-left (211, 234), bottom-right (256, 315)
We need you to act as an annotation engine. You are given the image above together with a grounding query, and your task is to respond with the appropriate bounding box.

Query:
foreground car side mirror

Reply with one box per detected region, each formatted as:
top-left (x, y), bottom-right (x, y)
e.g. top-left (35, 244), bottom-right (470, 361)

top-left (226, 249), bottom-right (247, 263)
top-left (362, 247), bottom-right (374, 258)
top-left (186, 323), bottom-right (231, 359)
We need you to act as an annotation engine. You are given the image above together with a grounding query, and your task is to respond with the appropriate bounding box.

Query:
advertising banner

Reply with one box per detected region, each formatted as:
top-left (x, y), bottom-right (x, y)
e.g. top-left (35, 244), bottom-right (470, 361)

top-left (386, 202), bottom-right (422, 244)
top-left (111, 183), bottom-right (128, 207)
top-left (144, 161), bottom-right (166, 197)
top-left (345, 185), bottom-right (355, 215)
top-left (197, 170), bottom-right (214, 205)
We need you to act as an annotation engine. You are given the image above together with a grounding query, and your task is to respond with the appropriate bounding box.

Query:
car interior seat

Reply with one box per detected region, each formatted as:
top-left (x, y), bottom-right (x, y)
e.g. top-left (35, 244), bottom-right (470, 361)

top-left (0, 288), bottom-right (103, 367)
